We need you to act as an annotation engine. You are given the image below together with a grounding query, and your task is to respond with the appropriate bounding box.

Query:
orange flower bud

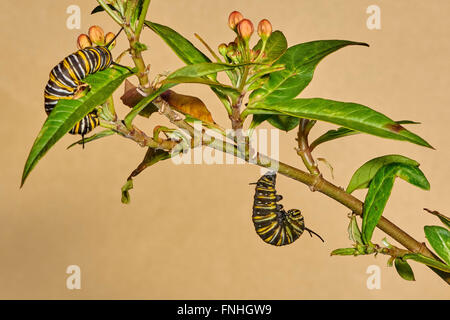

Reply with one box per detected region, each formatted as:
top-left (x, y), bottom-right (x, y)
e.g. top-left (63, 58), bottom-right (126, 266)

top-left (228, 11), bottom-right (244, 30)
top-left (105, 32), bottom-right (116, 48)
top-left (77, 34), bottom-right (92, 49)
top-left (257, 19), bottom-right (272, 40)
top-left (237, 19), bottom-right (254, 41)
top-left (88, 25), bottom-right (105, 46)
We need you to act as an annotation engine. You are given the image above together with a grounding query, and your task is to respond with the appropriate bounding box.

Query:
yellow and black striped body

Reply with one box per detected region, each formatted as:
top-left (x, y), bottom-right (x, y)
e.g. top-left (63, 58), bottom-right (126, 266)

top-left (44, 46), bottom-right (113, 135)
top-left (252, 172), bottom-right (306, 246)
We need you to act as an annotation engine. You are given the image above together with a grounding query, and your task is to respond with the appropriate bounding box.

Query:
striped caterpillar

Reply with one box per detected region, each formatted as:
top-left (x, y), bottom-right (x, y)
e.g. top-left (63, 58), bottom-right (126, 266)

top-left (251, 172), bottom-right (324, 246)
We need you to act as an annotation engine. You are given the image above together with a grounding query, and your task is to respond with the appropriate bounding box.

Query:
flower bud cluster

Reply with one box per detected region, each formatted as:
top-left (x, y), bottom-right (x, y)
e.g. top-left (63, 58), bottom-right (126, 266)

top-left (77, 25), bottom-right (116, 50)
top-left (219, 11), bottom-right (273, 63)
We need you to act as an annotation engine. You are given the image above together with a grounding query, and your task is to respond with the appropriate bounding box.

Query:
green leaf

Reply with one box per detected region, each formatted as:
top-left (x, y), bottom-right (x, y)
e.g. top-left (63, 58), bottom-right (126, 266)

top-left (394, 258), bottom-right (416, 281)
top-left (145, 21), bottom-right (211, 65)
top-left (67, 129), bottom-right (115, 149)
top-left (330, 248), bottom-right (358, 256)
top-left (21, 67), bottom-right (131, 187)
top-left (310, 120), bottom-right (420, 151)
top-left (249, 40), bottom-right (369, 104)
top-left (145, 20), bottom-right (240, 113)
top-left (162, 76), bottom-right (240, 99)
top-left (346, 155), bottom-right (420, 194)
top-left (267, 115), bottom-right (299, 132)
top-left (248, 98), bottom-right (432, 148)
top-left (121, 179), bottom-right (133, 204)
top-left (424, 226), bottom-right (450, 265)
top-left (91, 4), bottom-right (117, 14)
top-left (424, 209), bottom-right (450, 229)
top-left (253, 31), bottom-right (288, 63)
top-left (362, 163), bottom-right (430, 244)
top-left (402, 253), bottom-right (450, 273)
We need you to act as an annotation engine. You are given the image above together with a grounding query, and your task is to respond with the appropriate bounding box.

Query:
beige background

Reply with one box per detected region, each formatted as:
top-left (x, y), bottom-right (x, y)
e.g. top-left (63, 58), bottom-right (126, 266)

top-left (0, 0), bottom-right (449, 299)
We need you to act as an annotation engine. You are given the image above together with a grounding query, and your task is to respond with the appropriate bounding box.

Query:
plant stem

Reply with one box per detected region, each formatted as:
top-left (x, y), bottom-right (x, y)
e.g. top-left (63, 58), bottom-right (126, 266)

top-left (122, 1), bottom-right (151, 95)
top-left (230, 94), bottom-right (245, 130)
top-left (99, 118), bottom-right (177, 150)
top-left (136, 0), bottom-right (151, 39)
top-left (101, 7), bottom-right (449, 283)
top-left (168, 107), bottom-right (450, 284)
top-left (296, 119), bottom-right (320, 175)
top-left (97, 0), bottom-right (123, 25)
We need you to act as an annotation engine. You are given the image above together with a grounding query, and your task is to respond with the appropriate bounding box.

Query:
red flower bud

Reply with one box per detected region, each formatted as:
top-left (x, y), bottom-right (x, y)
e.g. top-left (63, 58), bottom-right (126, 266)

top-left (257, 19), bottom-right (272, 40)
top-left (77, 34), bottom-right (92, 49)
top-left (237, 19), bottom-right (254, 41)
top-left (88, 25), bottom-right (105, 46)
top-left (228, 11), bottom-right (244, 30)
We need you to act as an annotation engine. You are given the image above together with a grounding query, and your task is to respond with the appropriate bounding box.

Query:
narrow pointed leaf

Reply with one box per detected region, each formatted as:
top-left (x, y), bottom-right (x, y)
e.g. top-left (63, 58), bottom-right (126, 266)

top-left (362, 171), bottom-right (395, 244)
top-left (424, 226), bottom-right (450, 265)
top-left (330, 248), bottom-right (358, 256)
top-left (91, 4), bottom-right (118, 14)
top-left (310, 120), bottom-right (419, 151)
top-left (402, 253), bottom-right (450, 273)
top-left (162, 76), bottom-right (240, 98)
top-left (394, 258), bottom-right (416, 281)
top-left (346, 155), bottom-right (420, 194)
top-left (145, 21), bottom-right (211, 65)
top-left (249, 40), bottom-right (369, 104)
top-left (362, 163), bottom-right (430, 243)
top-left (424, 209), bottom-right (450, 229)
top-left (248, 98), bottom-right (432, 148)
top-left (22, 67), bottom-right (131, 186)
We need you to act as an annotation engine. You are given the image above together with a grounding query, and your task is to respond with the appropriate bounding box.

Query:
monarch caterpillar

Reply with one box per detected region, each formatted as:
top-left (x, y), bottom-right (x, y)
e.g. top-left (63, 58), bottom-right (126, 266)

top-left (251, 172), bottom-right (324, 246)
top-left (43, 29), bottom-right (123, 143)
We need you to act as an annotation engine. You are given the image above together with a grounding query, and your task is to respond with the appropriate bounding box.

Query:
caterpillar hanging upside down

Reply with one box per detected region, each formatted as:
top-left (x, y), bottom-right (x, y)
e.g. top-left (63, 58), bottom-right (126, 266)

top-left (251, 172), bottom-right (324, 246)
top-left (43, 26), bottom-right (125, 145)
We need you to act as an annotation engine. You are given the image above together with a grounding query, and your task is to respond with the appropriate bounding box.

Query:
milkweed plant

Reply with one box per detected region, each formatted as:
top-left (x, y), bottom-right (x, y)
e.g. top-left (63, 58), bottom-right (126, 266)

top-left (21, 0), bottom-right (450, 285)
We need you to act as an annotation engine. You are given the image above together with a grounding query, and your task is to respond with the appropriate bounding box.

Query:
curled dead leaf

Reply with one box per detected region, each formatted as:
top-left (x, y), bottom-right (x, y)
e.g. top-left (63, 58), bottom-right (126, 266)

top-left (120, 79), bottom-right (158, 118)
top-left (160, 90), bottom-right (215, 124)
